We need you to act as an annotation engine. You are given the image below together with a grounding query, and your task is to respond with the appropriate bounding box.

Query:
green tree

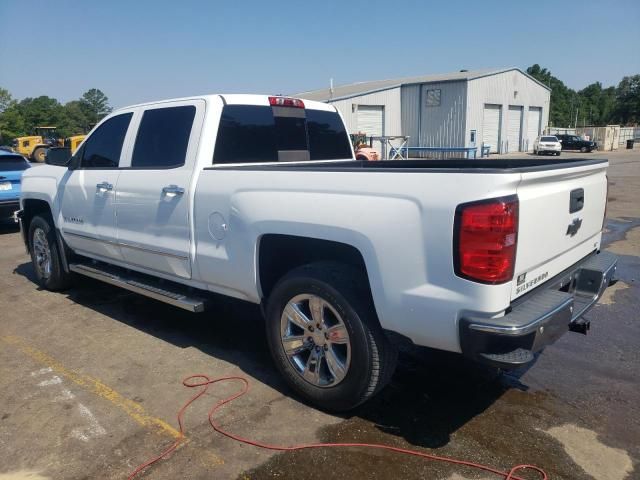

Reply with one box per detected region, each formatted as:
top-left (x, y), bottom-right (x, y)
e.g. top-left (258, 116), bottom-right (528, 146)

top-left (58, 100), bottom-right (91, 138)
top-left (18, 96), bottom-right (66, 133)
top-left (577, 82), bottom-right (617, 126)
top-left (0, 88), bottom-right (12, 113)
top-left (79, 88), bottom-right (112, 125)
top-left (614, 75), bottom-right (640, 125)
top-left (0, 102), bottom-right (26, 143)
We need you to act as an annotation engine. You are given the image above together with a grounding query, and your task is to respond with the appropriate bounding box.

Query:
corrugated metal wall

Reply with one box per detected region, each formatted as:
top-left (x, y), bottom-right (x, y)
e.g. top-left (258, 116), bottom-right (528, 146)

top-left (401, 81), bottom-right (467, 151)
top-left (329, 88), bottom-right (402, 136)
top-left (326, 70), bottom-right (551, 158)
top-left (466, 70), bottom-right (551, 152)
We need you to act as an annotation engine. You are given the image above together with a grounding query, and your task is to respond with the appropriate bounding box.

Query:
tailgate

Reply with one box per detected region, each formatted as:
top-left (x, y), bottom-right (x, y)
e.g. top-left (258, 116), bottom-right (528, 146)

top-left (512, 161), bottom-right (608, 300)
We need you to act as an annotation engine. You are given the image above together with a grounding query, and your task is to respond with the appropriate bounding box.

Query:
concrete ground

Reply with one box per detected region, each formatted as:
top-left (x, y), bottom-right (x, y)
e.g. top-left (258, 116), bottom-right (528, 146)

top-left (0, 150), bottom-right (638, 480)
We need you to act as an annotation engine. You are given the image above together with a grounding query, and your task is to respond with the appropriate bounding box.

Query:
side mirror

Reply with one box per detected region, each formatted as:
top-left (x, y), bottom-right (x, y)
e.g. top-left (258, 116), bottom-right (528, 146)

top-left (45, 147), bottom-right (72, 166)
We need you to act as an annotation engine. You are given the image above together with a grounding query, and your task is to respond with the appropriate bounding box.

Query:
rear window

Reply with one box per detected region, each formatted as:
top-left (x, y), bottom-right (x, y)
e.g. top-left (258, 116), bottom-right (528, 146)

top-left (541, 136), bottom-right (558, 142)
top-left (213, 105), bottom-right (352, 164)
top-left (0, 155), bottom-right (30, 171)
top-left (307, 109), bottom-right (353, 160)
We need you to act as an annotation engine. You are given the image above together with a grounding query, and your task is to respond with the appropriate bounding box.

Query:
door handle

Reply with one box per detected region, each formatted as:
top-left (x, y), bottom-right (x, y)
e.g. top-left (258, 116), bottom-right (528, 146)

top-left (162, 185), bottom-right (184, 197)
top-left (96, 182), bottom-right (113, 192)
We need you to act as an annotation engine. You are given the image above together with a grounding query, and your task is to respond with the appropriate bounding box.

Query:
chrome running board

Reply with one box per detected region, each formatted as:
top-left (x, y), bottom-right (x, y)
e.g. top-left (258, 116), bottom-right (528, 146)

top-left (69, 262), bottom-right (206, 312)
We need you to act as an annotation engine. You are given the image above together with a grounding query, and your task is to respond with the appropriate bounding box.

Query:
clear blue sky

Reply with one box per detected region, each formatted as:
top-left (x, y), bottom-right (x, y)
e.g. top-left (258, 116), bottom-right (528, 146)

top-left (1, 0), bottom-right (638, 108)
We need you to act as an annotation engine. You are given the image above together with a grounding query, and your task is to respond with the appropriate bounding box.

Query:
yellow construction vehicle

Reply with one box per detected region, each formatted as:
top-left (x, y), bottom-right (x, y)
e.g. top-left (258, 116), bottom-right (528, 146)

top-left (12, 127), bottom-right (60, 162)
top-left (64, 134), bottom-right (86, 154)
top-left (12, 127), bottom-right (86, 162)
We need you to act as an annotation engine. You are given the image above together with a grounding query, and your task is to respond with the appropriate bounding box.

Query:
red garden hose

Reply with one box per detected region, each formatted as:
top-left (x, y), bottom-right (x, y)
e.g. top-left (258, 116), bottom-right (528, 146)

top-left (128, 374), bottom-right (547, 480)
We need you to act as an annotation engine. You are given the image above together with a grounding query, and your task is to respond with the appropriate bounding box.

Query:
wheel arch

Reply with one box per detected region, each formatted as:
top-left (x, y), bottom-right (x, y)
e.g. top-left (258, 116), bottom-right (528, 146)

top-left (257, 234), bottom-right (373, 302)
top-left (21, 199), bottom-right (53, 249)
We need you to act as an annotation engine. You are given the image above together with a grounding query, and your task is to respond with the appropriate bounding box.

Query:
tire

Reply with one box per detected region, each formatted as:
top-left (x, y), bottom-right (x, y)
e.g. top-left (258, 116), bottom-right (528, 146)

top-left (533, 149), bottom-right (538, 155)
top-left (32, 147), bottom-right (47, 163)
top-left (28, 215), bottom-right (72, 291)
top-left (580, 146), bottom-right (588, 153)
top-left (265, 262), bottom-right (397, 412)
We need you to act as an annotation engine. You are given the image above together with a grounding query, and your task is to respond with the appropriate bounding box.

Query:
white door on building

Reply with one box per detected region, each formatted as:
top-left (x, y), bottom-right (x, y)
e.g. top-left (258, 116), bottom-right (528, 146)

top-left (507, 106), bottom-right (523, 152)
top-left (526, 107), bottom-right (542, 151)
top-left (357, 105), bottom-right (384, 156)
top-left (356, 105), bottom-right (384, 138)
top-left (482, 104), bottom-right (501, 153)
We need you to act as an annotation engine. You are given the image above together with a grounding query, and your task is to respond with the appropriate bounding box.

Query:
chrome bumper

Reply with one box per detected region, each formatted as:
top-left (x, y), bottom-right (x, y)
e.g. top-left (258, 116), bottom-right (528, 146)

top-left (460, 251), bottom-right (618, 368)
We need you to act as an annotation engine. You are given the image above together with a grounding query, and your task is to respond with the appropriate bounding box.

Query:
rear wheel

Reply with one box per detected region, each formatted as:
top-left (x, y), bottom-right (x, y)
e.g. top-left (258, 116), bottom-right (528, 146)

top-left (28, 215), bottom-right (72, 290)
top-left (265, 262), bottom-right (397, 412)
top-left (32, 147), bottom-right (47, 163)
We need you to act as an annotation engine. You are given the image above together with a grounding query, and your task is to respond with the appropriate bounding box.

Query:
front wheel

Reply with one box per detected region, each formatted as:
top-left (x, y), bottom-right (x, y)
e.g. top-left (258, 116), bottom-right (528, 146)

top-left (28, 215), bottom-right (72, 290)
top-left (265, 262), bottom-right (397, 412)
top-left (32, 147), bottom-right (47, 163)
top-left (580, 146), bottom-right (588, 153)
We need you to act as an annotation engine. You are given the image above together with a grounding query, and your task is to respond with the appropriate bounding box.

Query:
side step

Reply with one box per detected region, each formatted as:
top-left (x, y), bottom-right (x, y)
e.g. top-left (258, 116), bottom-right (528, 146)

top-left (69, 262), bottom-right (207, 312)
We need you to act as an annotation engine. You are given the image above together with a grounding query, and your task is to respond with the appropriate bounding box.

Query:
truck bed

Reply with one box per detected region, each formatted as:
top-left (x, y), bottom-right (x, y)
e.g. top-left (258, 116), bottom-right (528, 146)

top-left (207, 158), bottom-right (607, 173)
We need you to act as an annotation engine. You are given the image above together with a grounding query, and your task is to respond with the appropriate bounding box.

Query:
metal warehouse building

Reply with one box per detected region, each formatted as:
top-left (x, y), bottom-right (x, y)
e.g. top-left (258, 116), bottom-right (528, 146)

top-left (298, 68), bottom-right (551, 155)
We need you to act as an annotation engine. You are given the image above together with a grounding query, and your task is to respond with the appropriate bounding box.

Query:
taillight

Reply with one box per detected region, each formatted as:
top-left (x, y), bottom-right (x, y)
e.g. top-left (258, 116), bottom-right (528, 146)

top-left (269, 96), bottom-right (305, 108)
top-left (454, 195), bottom-right (519, 284)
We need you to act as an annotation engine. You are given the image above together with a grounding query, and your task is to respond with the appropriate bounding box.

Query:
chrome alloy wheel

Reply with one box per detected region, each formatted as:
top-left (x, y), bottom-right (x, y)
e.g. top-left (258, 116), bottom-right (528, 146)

top-left (32, 227), bottom-right (52, 280)
top-left (280, 294), bottom-right (351, 388)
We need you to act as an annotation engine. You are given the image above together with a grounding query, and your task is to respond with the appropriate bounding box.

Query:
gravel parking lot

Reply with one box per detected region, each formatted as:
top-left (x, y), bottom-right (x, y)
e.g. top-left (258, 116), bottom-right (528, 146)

top-left (1, 150), bottom-right (638, 480)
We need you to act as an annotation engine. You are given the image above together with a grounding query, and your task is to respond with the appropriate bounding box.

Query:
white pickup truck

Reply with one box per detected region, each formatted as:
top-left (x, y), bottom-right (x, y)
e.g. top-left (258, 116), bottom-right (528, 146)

top-left (18, 94), bottom-right (617, 411)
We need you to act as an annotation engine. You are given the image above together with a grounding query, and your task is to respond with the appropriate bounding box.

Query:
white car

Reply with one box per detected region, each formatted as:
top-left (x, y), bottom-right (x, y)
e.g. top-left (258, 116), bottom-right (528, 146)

top-left (533, 135), bottom-right (562, 155)
top-left (18, 94), bottom-right (616, 411)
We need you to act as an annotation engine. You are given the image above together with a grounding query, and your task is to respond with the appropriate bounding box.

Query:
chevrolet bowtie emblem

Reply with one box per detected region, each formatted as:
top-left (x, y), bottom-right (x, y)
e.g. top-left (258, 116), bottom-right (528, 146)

top-left (566, 218), bottom-right (583, 237)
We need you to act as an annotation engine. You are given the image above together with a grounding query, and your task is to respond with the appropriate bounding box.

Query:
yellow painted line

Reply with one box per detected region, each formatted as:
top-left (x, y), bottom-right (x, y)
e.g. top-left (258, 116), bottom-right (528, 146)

top-left (1, 334), bottom-right (181, 439)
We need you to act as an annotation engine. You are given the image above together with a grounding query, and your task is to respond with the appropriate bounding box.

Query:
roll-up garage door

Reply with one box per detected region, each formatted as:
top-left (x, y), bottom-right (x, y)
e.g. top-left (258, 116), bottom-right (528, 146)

top-left (507, 106), bottom-right (523, 152)
top-left (482, 104), bottom-right (501, 153)
top-left (356, 105), bottom-right (384, 137)
top-left (526, 107), bottom-right (542, 151)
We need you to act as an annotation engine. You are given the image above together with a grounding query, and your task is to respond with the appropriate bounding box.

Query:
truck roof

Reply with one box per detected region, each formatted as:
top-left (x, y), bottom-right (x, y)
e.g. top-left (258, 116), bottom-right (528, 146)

top-left (113, 94), bottom-right (334, 112)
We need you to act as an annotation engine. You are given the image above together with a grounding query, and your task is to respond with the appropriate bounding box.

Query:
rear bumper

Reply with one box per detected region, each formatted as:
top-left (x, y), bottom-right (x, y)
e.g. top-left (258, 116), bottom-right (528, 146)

top-left (0, 200), bottom-right (20, 219)
top-left (459, 251), bottom-right (617, 368)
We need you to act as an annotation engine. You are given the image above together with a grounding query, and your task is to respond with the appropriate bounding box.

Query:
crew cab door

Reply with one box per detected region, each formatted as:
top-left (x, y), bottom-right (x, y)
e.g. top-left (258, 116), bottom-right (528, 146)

top-left (58, 112), bottom-right (134, 261)
top-left (114, 100), bottom-right (204, 279)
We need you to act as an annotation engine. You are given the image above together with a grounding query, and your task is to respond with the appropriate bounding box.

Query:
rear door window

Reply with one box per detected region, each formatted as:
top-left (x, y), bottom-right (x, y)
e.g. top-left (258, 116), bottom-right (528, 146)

top-left (81, 113), bottom-right (132, 168)
top-left (131, 105), bottom-right (196, 168)
top-left (213, 105), bottom-right (277, 164)
top-left (213, 105), bottom-right (352, 164)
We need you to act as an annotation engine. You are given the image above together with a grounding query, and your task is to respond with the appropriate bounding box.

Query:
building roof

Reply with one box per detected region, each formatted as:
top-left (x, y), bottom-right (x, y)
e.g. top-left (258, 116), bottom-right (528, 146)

top-left (296, 67), bottom-right (550, 102)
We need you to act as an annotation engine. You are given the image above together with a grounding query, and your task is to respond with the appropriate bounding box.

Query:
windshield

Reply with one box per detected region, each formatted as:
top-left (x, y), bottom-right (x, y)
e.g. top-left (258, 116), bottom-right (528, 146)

top-left (0, 155), bottom-right (31, 171)
top-left (541, 136), bottom-right (558, 142)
